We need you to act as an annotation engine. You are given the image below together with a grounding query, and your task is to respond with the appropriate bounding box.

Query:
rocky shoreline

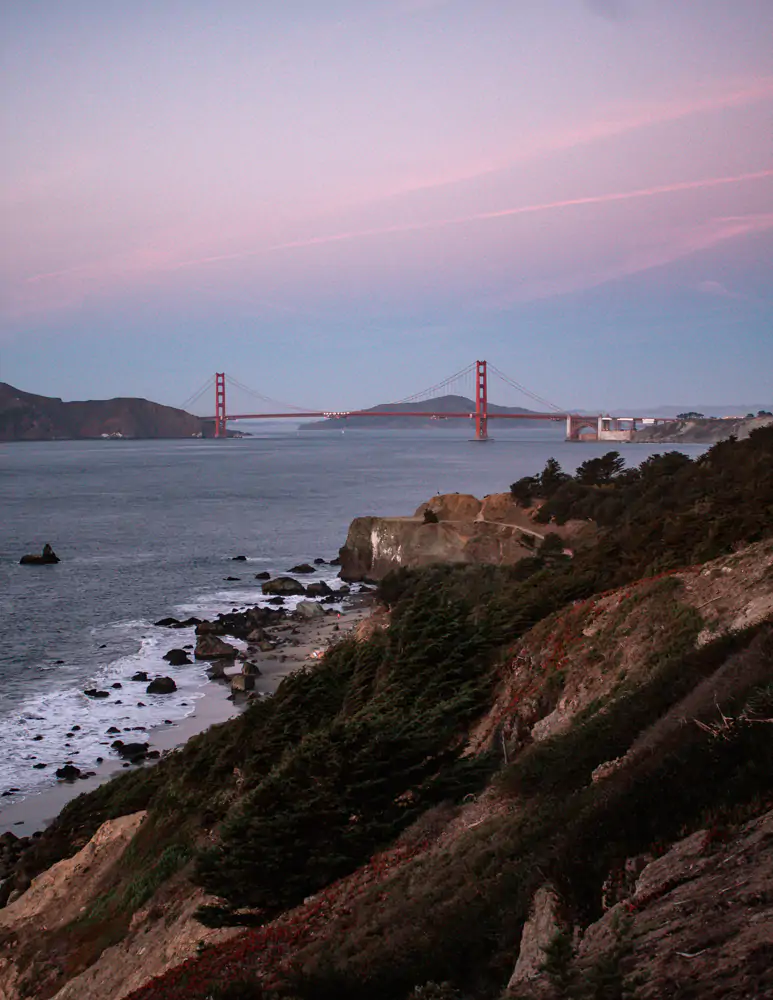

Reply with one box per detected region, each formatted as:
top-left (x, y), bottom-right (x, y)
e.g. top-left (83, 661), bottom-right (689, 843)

top-left (0, 584), bottom-right (373, 844)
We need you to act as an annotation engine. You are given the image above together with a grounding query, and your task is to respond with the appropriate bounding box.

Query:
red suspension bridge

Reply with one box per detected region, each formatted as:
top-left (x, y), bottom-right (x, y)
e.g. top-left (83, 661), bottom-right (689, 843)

top-left (180, 360), bottom-right (666, 442)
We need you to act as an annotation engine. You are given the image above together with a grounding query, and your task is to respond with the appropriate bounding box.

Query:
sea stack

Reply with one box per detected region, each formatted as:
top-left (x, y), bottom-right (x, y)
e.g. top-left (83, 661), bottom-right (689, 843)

top-left (19, 543), bottom-right (60, 565)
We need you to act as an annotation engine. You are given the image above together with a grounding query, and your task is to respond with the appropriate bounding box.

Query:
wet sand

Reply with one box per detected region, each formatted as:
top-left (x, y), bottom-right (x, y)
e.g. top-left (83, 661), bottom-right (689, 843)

top-left (0, 600), bottom-right (373, 837)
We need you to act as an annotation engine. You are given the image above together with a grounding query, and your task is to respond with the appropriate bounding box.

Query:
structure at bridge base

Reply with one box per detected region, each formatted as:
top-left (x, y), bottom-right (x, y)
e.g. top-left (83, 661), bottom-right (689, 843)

top-left (566, 414), bottom-right (662, 442)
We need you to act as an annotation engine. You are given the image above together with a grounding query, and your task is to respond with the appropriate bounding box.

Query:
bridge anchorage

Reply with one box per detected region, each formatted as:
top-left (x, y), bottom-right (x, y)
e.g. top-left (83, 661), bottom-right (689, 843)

top-left (184, 361), bottom-right (670, 442)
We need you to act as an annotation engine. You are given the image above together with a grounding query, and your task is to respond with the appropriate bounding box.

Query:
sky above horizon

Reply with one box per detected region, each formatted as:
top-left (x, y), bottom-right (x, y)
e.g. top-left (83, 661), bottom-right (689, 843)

top-left (1, 0), bottom-right (772, 412)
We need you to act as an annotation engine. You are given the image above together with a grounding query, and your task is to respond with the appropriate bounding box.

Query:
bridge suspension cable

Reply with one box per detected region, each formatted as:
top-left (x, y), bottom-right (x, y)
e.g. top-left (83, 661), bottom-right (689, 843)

top-left (224, 373), bottom-right (320, 414)
top-left (179, 375), bottom-right (215, 412)
top-left (385, 361), bottom-right (477, 405)
top-left (487, 362), bottom-right (564, 413)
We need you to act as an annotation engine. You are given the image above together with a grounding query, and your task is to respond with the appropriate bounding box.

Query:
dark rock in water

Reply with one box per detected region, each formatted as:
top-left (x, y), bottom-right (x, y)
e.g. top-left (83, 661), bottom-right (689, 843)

top-left (96, 757), bottom-right (103, 763)
top-left (32, 735), bottom-right (43, 741)
top-left (306, 581), bottom-right (333, 597)
top-left (20, 543), bottom-right (60, 566)
top-left (338, 585), bottom-right (351, 595)
top-left (195, 634), bottom-right (238, 660)
top-left (83, 689), bottom-right (110, 699)
top-left (55, 660), bottom-right (64, 664)
top-left (255, 571), bottom-right (271, 580)
top-left (146, 676), bottom-right (177, 694)
top-left (314, 558), bottom-right (327, 565)
top-left (262, 576), bottom-right (306, 596)
top-left (32, 763), bottom-right (47, 769)
top-left (147, 749), bottom-right (161, 759)
top-left (231, 555), bottom-right (247, 561)
top-left (131, 671), bottom-right (149, 682)
top-left (224, 576), bottom-right (241, 581)
top-left (137, 701), bottom-right (146, 707)
top-left (55, 764), bottom-right (81, 781)
top-left (329, 556), bottom-right (341, 566)
top-left (163, 648), bottom-right (191, 666)
top-left (154, 616), bottom-right (202, 628)
top-left (66, 732), bottom-right (75, 738)
top-left (107, 726), bottom-right (120, 734)
top-left (71, 725), bottom-right (81, 731)
top-left (289, 563), bottom-right (315, 574)
top-left (267, 596), bottom-right (285, 606)
top-left (112, 682), bottom-right (123, 689)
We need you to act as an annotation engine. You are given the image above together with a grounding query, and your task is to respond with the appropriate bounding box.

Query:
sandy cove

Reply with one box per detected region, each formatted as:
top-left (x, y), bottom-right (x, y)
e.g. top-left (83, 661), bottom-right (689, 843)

top-left (0, 598), bottom-right (374, 838)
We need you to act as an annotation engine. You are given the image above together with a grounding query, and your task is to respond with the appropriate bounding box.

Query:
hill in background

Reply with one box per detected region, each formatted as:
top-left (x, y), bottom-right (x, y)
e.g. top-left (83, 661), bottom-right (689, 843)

top-left (0, 383), bottom-right (210, 441)
top-left (301, 393), bottom-right (540, 430)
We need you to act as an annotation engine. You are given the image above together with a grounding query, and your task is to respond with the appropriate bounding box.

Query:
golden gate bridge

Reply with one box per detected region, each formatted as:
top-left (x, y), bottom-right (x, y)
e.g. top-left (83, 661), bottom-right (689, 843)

top-left (180, 360), bottom-right (664, 442)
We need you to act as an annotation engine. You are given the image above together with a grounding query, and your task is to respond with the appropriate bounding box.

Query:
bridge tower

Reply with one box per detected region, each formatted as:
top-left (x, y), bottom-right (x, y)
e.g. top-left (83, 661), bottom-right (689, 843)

top-left (474, 359), bottom-right (488, 441)
top-left (214, 373), bottom-right (227, 438)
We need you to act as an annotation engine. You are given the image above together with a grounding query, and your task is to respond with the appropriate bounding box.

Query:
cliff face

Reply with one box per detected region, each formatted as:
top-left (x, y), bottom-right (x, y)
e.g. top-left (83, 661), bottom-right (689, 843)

top-left (0, 383), bottom-right (208, 441)
top-left (338, 491), bottom-right (580, 581)
top-left (634, 413), bottom-right (773, 444)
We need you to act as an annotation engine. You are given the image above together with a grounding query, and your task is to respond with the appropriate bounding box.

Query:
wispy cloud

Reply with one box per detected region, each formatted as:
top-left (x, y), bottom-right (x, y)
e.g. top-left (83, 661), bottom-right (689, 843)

top-left (157, 169), bottom-right (773, 272)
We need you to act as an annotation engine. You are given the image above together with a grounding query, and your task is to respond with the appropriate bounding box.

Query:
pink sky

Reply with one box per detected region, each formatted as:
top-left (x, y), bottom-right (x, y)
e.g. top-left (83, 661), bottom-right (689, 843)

top-left (1, 0), bottom-right (771, 407)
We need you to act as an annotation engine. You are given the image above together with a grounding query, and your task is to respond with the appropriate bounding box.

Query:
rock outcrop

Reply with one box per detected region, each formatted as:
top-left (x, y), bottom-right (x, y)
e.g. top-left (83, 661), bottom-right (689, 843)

top-left (261, 577), bottom-right (306, 596)
top-left (338, 492), bottom-right (560, 581)
top-left (19, 544), bottom-right (59, 565)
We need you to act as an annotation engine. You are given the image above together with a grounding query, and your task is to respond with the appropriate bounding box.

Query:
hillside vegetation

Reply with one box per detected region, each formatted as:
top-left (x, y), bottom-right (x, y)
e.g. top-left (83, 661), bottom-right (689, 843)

top-left (1, 429), bottom-right (772, 1000)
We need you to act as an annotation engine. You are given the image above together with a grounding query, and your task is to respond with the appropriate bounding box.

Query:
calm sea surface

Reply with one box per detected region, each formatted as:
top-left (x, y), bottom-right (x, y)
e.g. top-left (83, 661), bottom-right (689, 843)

top-left (0, 426), bottom-right (706, 813)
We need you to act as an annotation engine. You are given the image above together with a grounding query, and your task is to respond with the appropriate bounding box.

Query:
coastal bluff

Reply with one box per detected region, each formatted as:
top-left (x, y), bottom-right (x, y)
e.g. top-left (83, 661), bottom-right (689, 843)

top-left (338, 491), bottom-right (578, 581)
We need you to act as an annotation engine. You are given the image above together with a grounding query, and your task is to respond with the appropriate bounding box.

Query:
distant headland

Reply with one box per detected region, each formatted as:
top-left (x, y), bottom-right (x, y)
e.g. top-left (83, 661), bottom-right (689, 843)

top-left (0, 382), bottom-right (215, 441)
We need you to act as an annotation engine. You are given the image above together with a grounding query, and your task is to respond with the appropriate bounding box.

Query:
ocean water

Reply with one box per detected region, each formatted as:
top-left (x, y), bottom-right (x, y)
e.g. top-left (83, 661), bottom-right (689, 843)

top-left (0, 426), bottom-right (706, 813)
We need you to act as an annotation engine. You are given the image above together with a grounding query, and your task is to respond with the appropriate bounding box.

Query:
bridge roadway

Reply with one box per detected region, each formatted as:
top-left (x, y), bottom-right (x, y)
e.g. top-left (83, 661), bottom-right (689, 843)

top-left (209, 411), bottom-right (565, 421)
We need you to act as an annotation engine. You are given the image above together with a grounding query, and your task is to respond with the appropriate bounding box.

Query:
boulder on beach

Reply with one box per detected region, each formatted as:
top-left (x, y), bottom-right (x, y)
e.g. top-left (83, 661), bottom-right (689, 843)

top-left (261, 576), bottom-right (306, 596)
top-left (195, 634), bottom-right (238, 660)
top-left (295, 600), bottom-right (325, 620)
top-left (289, 563), bottom-right (316, 574)
top-left (131, 671), bottom-right (149, 682)
top-left (146, 676), bottom-right (177, 694)
top-left (163, 648), bottom-right (191, 666)
top-left (231, 674), bottom-right (255, 693)
top-left (55, 764), bottom-right (81, 781)
top-left (242, 660), bottom-right (262, 676)
top-left (306, 580), bottom-right (333, 597)
top-left (20, 543), bottom-right (60, 566)
top-left (206, 662), bottom-right (227, 681)
top-left (114, 742), bottom-right (149, 760)
top-left (246, 628), bottom-right (266, 643)
top-left (254, 571), bottom-right (271, 580)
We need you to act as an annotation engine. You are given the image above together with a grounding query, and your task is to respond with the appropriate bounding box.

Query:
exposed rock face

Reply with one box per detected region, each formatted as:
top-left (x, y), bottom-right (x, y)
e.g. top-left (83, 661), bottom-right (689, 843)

top-left (508, 884), bottom-right (563, 990)
top-left (338, 492), bottom-right (543, 581)
top-left (194, 635), bottom-right (238, 659)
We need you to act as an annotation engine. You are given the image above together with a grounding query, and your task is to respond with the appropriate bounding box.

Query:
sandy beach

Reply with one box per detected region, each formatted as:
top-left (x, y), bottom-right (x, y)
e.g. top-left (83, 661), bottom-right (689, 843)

top-left (0, 599), bottom-right (373, 837)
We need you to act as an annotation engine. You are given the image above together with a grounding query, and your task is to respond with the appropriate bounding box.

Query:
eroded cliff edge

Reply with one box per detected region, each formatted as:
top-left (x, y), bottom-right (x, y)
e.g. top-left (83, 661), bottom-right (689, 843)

top-left (338, 491), bottom-right (585, 581)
